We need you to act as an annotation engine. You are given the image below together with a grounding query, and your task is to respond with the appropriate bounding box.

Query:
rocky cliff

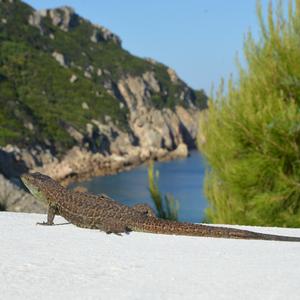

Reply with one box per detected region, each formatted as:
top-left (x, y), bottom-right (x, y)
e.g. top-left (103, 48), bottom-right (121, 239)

top-left (0, 0), bottom-right (207, 211)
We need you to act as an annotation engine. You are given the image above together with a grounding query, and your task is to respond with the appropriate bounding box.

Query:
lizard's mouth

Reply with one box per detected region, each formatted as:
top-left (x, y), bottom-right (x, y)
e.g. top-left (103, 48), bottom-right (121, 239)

top-left (21, 176), bottom-right (33, 193)
top-left (20, 175), bottom-right (32, 190)
top-left (20, 175), bottom-right (28, 187)
top-left (20, 176), bottom-right (48, 203)
top-left (21, 175), bottom-right (36, 195)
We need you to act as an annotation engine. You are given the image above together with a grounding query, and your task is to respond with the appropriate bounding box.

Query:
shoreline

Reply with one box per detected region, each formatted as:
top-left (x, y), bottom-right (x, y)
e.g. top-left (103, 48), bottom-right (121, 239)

top-left (64, 150), bottom-right (191, 186)
top-left (40, 143), bottom-right (192, 186)
top-left (0, 142), bottom-right (195, 213)
top-left (50, 144), bottom-right (191, 186)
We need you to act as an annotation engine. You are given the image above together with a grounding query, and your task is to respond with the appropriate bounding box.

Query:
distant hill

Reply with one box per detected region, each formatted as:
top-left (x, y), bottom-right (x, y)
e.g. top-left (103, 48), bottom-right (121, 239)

top-left (0, 0), bottom-right (207, 152)
top-left (0, 0), bottom-right (209, 186)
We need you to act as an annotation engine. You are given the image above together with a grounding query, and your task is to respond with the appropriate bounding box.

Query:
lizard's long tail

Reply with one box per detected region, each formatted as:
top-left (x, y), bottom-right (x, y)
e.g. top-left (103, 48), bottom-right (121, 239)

top-left (130, 218), bottom-right (300, 242)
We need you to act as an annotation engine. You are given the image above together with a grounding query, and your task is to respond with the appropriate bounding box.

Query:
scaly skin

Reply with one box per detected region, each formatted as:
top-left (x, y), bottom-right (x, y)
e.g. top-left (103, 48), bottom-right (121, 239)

top-left (21, 172), bottom-right (300, 241)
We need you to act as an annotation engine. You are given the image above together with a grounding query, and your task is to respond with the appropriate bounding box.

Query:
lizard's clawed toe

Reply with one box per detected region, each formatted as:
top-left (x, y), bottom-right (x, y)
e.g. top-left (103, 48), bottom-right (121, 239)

top-left (36, 221), bottom-right (53, 226)
top-left (106, 231), bottom-right (123, 236)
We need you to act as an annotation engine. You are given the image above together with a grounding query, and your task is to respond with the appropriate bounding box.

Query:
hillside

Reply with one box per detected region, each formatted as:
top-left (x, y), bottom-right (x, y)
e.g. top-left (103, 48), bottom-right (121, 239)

top-left (0, 0), bottom-right (207, 153)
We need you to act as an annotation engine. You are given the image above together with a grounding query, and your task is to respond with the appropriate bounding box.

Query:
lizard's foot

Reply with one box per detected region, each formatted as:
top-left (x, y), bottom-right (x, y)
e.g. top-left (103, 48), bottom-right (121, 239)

top-left (36, 221), bottom-right (54, 226)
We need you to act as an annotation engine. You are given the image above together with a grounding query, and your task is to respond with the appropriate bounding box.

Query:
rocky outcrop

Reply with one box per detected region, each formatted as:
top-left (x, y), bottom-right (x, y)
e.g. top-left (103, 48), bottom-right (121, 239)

top-left (0, 69), bottom-right (201, 185)
top-left (31, 143), bottom-right (188, 183)
top-left (29, 6), bottom-right (79, 33)
top-left (116, 72), bottom-right (200, 150)
top-left (117, 72), bottom-right (160, 111)
top-left (91, 25), bottom-right (122, 46)
top-left (48, 6), bottom-right (79, 31)
top-left (28, 10), bottom-right (45, 33)
top-left (176, 106), bottom-right (199, 147)
top-left (0, 145), bottom-right (57, 179)
top-left (52, 51), bottom-right (67, 67)
top-left (167, 67), bottom-right (180, 83)
top-left (0, 115), bottom-right (200, 215)
top-left (28, 6), bottom-right (121, 45)
top-left (131, 108), bottom-right (181, 149)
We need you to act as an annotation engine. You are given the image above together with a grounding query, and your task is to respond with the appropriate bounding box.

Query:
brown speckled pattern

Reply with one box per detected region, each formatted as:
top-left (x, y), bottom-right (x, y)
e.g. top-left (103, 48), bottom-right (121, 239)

top-left (21, 173), bottom-right (300, 241)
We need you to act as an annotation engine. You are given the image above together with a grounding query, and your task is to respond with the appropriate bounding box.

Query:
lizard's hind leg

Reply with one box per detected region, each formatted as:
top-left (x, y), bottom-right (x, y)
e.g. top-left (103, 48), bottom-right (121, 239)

top-left (96, 221), bottom-right (131, 236)
top-left (132, 203), bottom-right (157, 218)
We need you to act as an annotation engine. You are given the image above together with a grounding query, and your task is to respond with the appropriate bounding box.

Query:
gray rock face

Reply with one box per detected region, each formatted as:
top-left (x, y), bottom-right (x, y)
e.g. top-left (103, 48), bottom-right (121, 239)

top-left (52, 51), bottom-right (67, 67)
top-left (167, 67), bottom-right (179, 83)
top-left (28, 6), bottom-right (121, 46)
top-left (116, 72), bottom-right (200, 151)
top-left (85, 119), bottom-right (134, 156)
top-left (98, 25), bottom-right (121, 45)
top-left (49, 6), bottom-right (79, 31)
top-left (0, 145), bottom-right (57, 179)
top-left (130, 108), bottom-right (180, 150)
top-left (91, 26), bottom-right (121, 46)
top-left (70, 74), bottom-right (78, 83)
top-left (29, 6), bottom-right (79, 33)
top-left (117, 71), bottom-right (160, 112)
top-left (176, 106), bottom-right (199, 147)
top-left (28, 10), bottom-right (45, 33)
top-left (90, 29), bottom-right (99, 43)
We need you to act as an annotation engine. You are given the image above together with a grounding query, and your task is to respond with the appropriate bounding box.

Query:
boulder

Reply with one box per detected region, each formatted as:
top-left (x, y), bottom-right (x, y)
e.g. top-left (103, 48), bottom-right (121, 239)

top-left (28, 6), bottom-right (79, 33)
top-left (70, 74), bottom-right (78, 83)
top-left (172, 143), bottom-right (188, 158)
top-left (93, 25), bottom-right (122, 46)
top-left (52, 51), bottom-right (67, 67)
top-left (167, 67), bottom-right (180, 83)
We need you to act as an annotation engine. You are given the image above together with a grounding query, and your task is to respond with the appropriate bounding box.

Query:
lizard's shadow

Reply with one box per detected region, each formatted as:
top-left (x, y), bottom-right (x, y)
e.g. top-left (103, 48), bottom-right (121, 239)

top-left (53, 222), bottom-right (71, 226)
top-left (36, 222), bottom-right (71, 226)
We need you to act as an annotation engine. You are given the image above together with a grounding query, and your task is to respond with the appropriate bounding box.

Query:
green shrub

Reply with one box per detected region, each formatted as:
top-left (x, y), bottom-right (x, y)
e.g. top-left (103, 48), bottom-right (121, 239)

top-left (198, 0), bottom-right (300, 227)
top-left (148, 161), bottom-right (179, 221)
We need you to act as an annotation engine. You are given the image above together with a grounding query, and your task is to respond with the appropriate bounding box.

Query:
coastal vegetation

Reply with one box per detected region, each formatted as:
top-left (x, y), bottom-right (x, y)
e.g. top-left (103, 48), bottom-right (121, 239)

top-left (199, 0), bottom-right (300, 227)
top-left (148, 162), bottom-right (179, 221)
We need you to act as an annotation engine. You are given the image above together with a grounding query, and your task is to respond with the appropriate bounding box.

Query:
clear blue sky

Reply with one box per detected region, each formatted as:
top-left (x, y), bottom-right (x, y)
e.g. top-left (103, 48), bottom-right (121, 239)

top-left (24, 0), bottom-right (272, 92)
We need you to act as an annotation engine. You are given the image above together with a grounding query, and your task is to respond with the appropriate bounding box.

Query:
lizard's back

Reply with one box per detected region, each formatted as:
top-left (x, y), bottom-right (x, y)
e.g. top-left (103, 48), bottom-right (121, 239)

top-left (55, 189), bottom-right (143, 229)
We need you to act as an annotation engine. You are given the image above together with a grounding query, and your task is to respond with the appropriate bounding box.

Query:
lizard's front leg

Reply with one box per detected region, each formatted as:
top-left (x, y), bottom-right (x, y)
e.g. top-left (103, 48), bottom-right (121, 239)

top-left (37, 205), bottom-right (57, 226)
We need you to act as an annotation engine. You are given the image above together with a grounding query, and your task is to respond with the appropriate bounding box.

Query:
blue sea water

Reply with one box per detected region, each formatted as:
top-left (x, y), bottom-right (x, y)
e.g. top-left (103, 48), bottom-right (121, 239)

top-left (71, 151), bottom-right (208, 223)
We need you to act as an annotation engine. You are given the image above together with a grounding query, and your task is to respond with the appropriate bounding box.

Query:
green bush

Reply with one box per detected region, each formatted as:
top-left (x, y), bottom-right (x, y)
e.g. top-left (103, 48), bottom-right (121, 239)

top-left (198, 0), bottom-right (300, 227)
top-left (148, 161), bottom-right (179, 221)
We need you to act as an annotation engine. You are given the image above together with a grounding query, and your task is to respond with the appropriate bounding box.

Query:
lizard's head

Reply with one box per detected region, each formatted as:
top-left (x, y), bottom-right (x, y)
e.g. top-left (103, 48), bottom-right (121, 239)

top-left (21, 172), bottom-right (55, 202)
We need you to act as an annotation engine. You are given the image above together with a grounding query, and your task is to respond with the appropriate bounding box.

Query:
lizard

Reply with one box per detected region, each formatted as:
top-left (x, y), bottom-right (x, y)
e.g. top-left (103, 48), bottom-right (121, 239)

top-left (21, 172), bottom-right (300, 242)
